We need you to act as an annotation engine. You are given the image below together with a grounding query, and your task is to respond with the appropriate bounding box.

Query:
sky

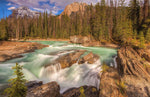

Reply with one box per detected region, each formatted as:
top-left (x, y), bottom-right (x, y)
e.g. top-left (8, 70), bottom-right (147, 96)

top-left (0, 0), bottom-right (102, 20)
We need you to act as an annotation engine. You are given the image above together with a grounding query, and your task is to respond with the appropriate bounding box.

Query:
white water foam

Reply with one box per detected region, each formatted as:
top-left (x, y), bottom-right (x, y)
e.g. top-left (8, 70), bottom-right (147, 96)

top-left (39, 60), bottom-right (101, 93)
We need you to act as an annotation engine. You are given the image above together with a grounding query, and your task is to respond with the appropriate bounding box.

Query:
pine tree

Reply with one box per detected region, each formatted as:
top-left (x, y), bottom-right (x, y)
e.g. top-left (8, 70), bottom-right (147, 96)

top-left (4, 63), bottom-right (27, 97)
top-left (146, 28), bottom-right (150, 42)
top-left (128, 0), bottom-right (140, 32)
top-left (139, 31), bottom-right (145, 48)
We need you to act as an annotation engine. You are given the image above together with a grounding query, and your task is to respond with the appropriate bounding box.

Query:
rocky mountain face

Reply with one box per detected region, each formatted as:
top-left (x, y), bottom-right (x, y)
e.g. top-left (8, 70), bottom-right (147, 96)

top-left (11, 7), bottom-right (40, 18)
top-left (59, 2), bottom-right (87, 17)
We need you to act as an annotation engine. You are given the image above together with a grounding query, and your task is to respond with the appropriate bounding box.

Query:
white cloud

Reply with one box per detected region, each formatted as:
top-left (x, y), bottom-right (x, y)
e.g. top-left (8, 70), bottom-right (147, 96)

top-left (8, 7), bottom-right (16, 10)
top-left (7, 2), bottom-right (12, 6)
top-left (33, 8), bottom-right (44, 12)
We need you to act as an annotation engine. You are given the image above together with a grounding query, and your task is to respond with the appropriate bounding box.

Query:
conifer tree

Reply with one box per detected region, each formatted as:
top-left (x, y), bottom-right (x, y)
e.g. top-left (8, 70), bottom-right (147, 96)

top-left (146, 28), bottom-right (150, 42)
top-left (4, 63), bottom-right (27, 97)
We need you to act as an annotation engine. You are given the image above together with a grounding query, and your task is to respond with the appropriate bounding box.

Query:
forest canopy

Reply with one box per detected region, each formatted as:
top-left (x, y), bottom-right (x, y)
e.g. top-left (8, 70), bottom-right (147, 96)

top-left (0, 0), bottom-right (149, 48)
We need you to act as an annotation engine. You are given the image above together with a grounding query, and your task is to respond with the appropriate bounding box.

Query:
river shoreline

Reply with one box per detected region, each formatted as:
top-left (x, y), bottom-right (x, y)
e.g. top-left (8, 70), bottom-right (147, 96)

top-left (0, 41), bottom-right (48, 62)
top-left (0, 39), bottom-right (118, 63)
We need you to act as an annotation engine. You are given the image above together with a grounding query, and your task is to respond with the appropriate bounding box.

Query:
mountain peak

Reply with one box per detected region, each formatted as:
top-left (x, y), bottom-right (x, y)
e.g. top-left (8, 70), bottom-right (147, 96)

top-left (60, 2), bottom-right (87, 17)
top-left (13, 6), bottom-right (40, 18)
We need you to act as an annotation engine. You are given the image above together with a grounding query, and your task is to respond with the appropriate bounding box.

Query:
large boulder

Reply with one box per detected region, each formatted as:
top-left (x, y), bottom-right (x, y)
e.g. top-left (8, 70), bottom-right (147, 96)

top-left (70, 35), bottom-right (91, 44)
top-left (26, 81), bottom-right (43, 89)
top-left (78, 52), bottom-right (99, 64)
top-left (46, 50), bottom-right (86, 69)
top-left (99, 68), bottom-right (126, 97)
top-left (46, 50), bottom-right (100, 69)
top-left (26, 81), bottom-right (61, 97)
top-left (62, 86), bottom-right (99, 97)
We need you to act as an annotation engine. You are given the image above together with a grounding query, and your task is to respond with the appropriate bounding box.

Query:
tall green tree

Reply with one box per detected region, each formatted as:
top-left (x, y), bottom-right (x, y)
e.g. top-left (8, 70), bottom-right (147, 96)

top-left (4, 63), bottom-right (27, 97)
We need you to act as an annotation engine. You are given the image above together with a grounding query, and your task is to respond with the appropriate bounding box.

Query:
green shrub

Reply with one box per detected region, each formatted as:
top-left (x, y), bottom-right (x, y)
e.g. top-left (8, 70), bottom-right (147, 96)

top-left (116, 81), bottom-right (126, 95)
top-left (101, 62), bottom-right (109, 73)
top-left (79, 87), bottom-right (85, 97)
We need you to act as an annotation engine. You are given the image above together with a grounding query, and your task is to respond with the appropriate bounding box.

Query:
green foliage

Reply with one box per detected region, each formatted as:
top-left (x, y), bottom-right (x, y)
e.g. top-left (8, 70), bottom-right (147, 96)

top-left (146, 28), bottom-right (150, 42)
top-left (101, 62), bottom-right (109, 73)
top-left (0, 19), bottom-right (8, 40)
top-left (4, 63), bottom-right (27, 97)
top-left (116, 81), bottom-right (126, 95)
top-left (92, 88), bottom-right (97, 92)
top-left (79, 87), bottom-right (85, 97)
top-left (139, 31), bottom-right (145, 49)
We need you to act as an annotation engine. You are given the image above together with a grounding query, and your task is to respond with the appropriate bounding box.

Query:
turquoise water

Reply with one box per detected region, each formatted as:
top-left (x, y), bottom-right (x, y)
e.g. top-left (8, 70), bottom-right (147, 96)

top-left (0, 41), bottom-right (117, 92)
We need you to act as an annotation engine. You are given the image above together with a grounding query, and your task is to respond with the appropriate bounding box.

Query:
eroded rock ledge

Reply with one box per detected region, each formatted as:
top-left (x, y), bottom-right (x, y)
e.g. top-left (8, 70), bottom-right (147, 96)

top-left (99, 46), bottom-right (150, 97)
top-left (0, 41), bottom-right (48, 62)
top-left (116, 47), bottom-right (150, 97)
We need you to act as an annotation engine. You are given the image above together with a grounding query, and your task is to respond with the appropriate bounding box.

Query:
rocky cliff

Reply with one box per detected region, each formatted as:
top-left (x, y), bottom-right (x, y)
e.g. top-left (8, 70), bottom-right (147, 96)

top-left (59, 2), bottom-right (87, 17)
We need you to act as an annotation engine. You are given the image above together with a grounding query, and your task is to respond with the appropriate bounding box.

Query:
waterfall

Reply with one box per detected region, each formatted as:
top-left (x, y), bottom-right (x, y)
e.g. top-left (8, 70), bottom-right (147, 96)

top-left (110, 56), bottom-right (118, 68)
top-left (39, 60), bottom-right (101, 93)
top-left (39, 63), bottom-right (61, 80)
top-left (113, 56), bottom-right (117, 68)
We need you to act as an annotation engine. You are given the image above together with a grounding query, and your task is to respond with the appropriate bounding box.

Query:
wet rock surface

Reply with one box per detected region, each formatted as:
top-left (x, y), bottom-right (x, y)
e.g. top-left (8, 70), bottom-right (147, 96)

top-left (62, 86), bottom-right (99, 97)
top-left (26, 81), bottom-right (99, 97)
top-left (46, 50), bottom-right (99, 69)
top-left (27, 81), bottom-right (61, 97)
top-left (78, 52), bottom-right (99, 64)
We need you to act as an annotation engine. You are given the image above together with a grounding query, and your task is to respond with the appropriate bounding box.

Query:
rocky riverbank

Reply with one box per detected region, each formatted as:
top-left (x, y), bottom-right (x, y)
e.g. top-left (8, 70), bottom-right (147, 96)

top-left (70, 35), bottom-right (119, 48)
top-left (0, 41), bottom-right (48, 62)
top-left (26, 81), bottom-right (99, 97)
top-left (99, 46), bottom-right (150, 97)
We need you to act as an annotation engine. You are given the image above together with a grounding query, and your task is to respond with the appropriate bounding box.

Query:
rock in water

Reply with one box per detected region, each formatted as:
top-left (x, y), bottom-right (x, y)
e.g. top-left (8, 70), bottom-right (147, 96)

top-left (62, 86), bottom-right (99, 97)
top-left (79, 52), bottom-right (99, 64)
top-left (27, 81), bottom-right (61, 97)
top-left (45, 50), bottom-right (100, 69)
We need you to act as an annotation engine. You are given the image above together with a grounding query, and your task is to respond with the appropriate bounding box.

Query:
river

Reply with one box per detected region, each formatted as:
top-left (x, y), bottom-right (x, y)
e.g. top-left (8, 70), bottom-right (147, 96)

top-left (0, 41), bottom-right (117, 93)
